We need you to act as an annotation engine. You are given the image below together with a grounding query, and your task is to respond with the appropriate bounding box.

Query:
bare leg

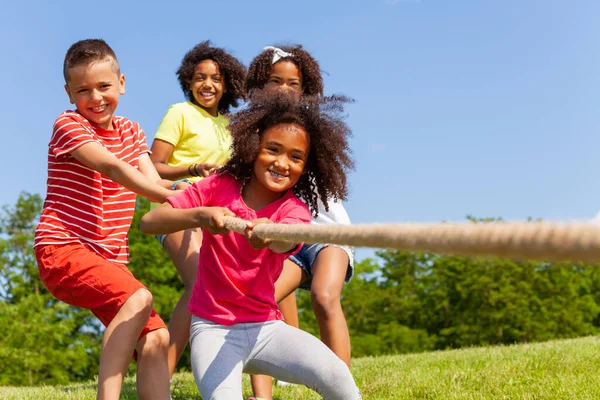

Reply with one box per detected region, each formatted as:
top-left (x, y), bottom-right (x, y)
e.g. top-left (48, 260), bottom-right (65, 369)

top-left (136, 328), bottom-right (170, 400)
top-left (310, 247), bottom-right (351, 366)
top-left (251, 260), bottom-right (305, 399)
top-left (163, 228), bottom-right (202, 378)
top-left (97, 289), bottom-right (154, 400)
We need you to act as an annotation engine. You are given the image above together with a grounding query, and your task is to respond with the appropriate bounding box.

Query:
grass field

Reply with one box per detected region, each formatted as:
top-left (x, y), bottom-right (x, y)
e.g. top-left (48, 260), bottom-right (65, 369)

top-left (2, 336), bottom-right (600, 399)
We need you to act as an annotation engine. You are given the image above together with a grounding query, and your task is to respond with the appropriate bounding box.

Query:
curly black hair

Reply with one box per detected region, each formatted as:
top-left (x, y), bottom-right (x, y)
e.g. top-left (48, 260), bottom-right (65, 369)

top-left (176, 41), bottom-right (247, 114)
top-left (245, 44), bottom-right (324, 98)
top-left (221, 90), bottom-right (353, 216)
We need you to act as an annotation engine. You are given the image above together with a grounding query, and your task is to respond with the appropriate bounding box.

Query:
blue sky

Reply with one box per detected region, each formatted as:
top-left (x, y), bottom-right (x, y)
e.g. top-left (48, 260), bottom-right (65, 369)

top-left (1, 0), bottom-right (599, 261)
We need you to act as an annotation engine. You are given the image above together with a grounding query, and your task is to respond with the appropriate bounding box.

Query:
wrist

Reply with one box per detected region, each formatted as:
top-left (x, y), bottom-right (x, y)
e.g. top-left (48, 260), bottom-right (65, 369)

top-left (194, 163), bottom-right (203, 177)
top-left (188, 164), bottom-right (197, 177)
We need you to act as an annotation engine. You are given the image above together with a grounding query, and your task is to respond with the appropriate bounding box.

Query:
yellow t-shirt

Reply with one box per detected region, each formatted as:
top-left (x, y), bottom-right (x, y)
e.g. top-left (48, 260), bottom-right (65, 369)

top-left (154, 101), bottom-right (232, 183)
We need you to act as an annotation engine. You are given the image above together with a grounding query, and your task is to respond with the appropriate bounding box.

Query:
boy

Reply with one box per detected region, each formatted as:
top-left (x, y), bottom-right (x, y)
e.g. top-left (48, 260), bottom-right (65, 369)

top-left (34, 39), bottom-right (172, 400)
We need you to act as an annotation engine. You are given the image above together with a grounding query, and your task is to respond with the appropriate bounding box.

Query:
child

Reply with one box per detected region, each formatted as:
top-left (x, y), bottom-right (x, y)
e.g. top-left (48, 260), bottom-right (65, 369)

top-left (149, 41), bottom-right (246, 378)
top-left (246, 45), bottom-right (356, 399)
top-left (140, 90), bottom-right (361, 400)
top-left (34, 39), bottom-right (173, 400)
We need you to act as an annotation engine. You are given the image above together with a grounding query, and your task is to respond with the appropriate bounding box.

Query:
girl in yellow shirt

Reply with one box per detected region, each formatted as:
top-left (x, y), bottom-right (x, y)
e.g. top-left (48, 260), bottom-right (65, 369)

top-left (150, 41), bottom-right (246, 379)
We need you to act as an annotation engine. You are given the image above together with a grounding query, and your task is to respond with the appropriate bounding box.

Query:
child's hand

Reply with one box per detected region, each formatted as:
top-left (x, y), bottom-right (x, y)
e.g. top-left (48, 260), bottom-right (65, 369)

top-left (244, 218), bottom-right (273, 249)
top-left (197, 163), bottom-right (220, 177)
top-left (199, 207), bottom-right (236, 235)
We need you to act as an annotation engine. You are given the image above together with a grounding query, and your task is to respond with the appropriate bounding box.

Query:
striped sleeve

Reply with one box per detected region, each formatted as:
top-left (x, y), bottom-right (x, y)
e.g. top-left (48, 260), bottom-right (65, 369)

top-left (51, 113), bottom-right (98, 157)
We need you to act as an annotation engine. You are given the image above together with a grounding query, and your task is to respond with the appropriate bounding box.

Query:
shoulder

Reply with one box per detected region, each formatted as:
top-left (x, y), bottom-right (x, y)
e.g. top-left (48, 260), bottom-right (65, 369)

top-left (167, 101), bottom-right (197, 116)
top-left (215, 113), bottom-right (230, 126)
top-left (277, 193), bottom-right (311, 222)
top-left (53, 110), bottom-right (90, 130)
top-left (113, 116), bottom-right (145, 135)
top-left (317, 198), bottom-right (351, 224)
top-left (205, 172), bottom-right (239, 192)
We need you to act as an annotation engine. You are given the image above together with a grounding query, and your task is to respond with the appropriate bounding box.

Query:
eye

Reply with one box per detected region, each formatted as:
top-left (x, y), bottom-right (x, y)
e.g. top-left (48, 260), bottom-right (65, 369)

top-left (290, 82), bottom-right (299, 86)
top-left (266, 146), bottom-right (278, 153)
top-left (77, 89), bottom-right (88, 94)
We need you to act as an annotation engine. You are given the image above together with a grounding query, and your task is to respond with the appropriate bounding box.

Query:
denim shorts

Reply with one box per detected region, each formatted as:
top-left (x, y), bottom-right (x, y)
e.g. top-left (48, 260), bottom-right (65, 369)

top-left (155, 234), bottom-right (167, 247)
top-left (289, 243), bottom-right (354, 291)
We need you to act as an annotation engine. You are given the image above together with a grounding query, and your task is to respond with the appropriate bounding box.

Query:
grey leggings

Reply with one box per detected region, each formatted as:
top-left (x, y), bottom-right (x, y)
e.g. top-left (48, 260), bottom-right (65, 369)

top-left (190, 316), bottom-right (361, 400)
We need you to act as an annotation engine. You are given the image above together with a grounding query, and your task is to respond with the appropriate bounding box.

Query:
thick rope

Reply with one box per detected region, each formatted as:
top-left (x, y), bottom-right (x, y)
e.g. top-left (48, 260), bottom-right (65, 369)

top-left (222, 216), bottom-right (600, 263)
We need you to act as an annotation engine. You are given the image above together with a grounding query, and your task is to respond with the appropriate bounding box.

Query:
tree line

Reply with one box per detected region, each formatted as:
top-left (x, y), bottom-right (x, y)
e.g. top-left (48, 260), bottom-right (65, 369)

top-left (1, 193), bottom-right (599, 386)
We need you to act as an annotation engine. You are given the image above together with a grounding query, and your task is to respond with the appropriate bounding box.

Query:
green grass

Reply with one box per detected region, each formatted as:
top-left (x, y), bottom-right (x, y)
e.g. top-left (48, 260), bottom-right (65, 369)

top-left (2, 336), bottom-right (600, 399)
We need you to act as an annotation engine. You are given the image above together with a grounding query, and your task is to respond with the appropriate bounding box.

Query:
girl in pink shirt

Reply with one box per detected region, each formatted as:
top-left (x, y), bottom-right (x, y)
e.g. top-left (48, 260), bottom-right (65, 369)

top-left (247, 45), bottom-right (357, 399)
top-left (140, 90), bottom-right (361, 400)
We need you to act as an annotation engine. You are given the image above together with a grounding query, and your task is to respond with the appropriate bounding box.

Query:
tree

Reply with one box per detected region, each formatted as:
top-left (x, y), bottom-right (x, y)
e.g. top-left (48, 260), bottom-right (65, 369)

top-left (0, 192), bottom-right (102, 385)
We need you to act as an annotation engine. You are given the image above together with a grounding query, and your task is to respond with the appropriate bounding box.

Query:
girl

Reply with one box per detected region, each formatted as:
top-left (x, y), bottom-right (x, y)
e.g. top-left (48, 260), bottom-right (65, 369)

top-left (246, 45), bottom-right (356, 399)
top-left (140, 90), bottom-right (361, 400)
top-left (149, 41), bottom-right (246, 377)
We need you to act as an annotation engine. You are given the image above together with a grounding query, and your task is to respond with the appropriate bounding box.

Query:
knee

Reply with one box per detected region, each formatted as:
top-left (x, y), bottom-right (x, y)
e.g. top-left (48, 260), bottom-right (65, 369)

top-left (128, 288), bottom-right (154, 314)
top-left (315, 360), bottom-right (360, 400)
top-left (311, 289), bottom-right (341, 315)
top-left (141, 328), bottom-right (170, 354)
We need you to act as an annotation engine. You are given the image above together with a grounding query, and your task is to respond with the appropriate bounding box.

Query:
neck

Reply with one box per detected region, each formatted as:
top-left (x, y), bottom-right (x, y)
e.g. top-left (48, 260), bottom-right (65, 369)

top-left (242, 177), bottom-right (284, 211)
top-left (195, 102), bottom-right (218, 117)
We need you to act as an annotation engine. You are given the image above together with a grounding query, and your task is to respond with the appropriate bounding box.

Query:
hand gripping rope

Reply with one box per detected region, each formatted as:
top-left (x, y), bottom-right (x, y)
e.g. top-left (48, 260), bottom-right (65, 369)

top-left (222, 217), bottom-right (600, 263)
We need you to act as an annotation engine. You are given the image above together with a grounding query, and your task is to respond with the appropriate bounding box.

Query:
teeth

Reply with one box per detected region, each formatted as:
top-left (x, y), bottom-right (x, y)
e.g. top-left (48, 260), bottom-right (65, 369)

top-left (91, 105), bottom-right (107, 112)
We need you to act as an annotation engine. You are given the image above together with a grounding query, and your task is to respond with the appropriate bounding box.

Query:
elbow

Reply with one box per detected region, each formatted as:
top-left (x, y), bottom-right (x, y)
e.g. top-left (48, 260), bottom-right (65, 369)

top-left (97, 160), bottom-right (122, 181)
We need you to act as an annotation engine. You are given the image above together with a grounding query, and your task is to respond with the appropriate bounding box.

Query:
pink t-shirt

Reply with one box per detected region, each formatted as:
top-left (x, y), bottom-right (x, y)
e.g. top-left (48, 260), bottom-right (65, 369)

top-left (167, 173), bottom-right (311, 325)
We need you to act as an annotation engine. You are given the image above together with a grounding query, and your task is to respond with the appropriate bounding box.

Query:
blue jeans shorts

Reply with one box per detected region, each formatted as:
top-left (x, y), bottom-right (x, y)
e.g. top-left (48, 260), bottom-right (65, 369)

top-left (289, 243), bottom-right (354, 291)
top-left (155, 234), bottom-right (167, 247)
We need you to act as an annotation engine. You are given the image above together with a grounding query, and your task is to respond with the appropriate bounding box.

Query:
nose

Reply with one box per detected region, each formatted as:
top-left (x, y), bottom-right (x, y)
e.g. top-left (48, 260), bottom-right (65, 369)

top-left (274, 154), bottom-right (289, 170)
top-left (90, 89), bottom-right (102, 102)
top-left (201, 78), bottom-right (213, 88)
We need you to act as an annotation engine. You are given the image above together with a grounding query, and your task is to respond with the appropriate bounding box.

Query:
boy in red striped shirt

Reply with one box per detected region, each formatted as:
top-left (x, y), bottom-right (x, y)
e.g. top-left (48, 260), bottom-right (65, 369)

top-left (35, 39), bottom-right (173, 400)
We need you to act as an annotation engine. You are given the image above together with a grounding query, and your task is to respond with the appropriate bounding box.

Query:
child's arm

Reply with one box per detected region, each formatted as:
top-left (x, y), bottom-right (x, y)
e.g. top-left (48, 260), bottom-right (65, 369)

top-left (244, 218), bottom-right (297, 253)
top-left (71, 142), bottom-right (173, 203)
top-left (138, 152), bottom-right (176, 189)
top-left (150, 139), bottom-right (220, 180)
top-left (140, 202), bottom-right (236, 235)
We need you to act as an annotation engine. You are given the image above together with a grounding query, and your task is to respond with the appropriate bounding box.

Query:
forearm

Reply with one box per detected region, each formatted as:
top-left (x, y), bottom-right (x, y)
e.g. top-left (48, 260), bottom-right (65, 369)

top-left (153, 162), bottom-right (195, 180)
top-left (103, 160), bottom-right (173, 203)
top-left (140, 205), bottom-right (208, 234)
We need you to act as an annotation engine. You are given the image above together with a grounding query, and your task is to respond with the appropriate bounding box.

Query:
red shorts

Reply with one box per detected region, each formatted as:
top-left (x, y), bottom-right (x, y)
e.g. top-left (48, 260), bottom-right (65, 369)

top-left (35, 243), bottom-right (166, 339)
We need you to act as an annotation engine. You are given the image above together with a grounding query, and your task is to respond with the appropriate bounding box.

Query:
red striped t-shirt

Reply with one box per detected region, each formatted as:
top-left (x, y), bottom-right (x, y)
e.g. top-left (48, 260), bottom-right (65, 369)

top-left (34, 110), bottom-right (150, 264)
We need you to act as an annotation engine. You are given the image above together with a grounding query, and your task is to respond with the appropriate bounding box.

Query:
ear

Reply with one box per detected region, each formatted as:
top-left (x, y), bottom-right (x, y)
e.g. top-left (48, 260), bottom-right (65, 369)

top-left (64, 84), bottom-right (75, 104)
top-left (119, 74), bottom-right (126, 95)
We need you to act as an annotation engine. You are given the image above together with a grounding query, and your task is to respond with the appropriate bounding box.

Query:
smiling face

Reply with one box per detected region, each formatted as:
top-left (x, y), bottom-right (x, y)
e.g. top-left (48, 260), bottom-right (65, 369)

top-left (64, 57), bottom-right (125, 130)
top-left (248, 123), bottom-right (310, 203)
top-left (266, 60), bottom-right (303, 95)
top-left (189, 59), bottom-right (226, 116)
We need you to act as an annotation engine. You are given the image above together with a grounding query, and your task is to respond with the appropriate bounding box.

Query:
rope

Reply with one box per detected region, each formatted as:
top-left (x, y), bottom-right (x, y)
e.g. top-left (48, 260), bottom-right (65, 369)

top-left (222, 216), bottom-right (600, 263)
